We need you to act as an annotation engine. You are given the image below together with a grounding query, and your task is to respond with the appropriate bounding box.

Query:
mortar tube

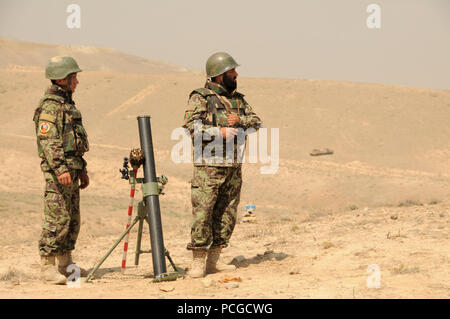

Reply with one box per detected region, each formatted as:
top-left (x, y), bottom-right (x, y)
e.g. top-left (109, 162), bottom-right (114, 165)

top-left (137, 115), bottom-right (167, 278)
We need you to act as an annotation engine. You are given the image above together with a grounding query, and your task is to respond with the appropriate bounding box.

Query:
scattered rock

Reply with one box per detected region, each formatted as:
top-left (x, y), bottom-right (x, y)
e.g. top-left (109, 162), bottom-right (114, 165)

top-left (391, 214), bottom-right (398, 220)
top-left (439, 213), bottom-right (446, 218)
top-left (289, 267), bottom-right (301, 275)
top-left (225, 282), bottom-right (239, 289)
top-left (159, 285), bottom-right (175, 292)
top-left (310, 148), bottom-right (334, 156)
top-left (218, 275), bottom-right (242, 283)
top-left (201, 278), bottom-right (215, 288)
top-left (322, 241), bottom-right (335, 249)
top-left (386, 230), bottom-right (407, 239)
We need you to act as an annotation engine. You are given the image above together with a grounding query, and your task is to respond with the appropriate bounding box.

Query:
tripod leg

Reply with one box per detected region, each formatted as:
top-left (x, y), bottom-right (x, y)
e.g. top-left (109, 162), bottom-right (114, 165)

top-left (134, 216), bottom-right (144, 266)
top-left (165, 249), bottom-right (181, 273)
top-left (85, 216), bottom-right (140, 282)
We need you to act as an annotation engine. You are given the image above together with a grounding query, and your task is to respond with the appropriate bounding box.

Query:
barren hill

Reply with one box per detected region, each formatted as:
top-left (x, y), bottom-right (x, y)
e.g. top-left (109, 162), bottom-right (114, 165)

top-left (0, 36), bottom-right (188, 74)
top-left (0, 38), bottom-right (449, 298)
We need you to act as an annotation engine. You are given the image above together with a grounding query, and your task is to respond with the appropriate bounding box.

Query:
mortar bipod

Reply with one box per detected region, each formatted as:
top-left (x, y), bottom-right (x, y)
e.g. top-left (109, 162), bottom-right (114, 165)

top-left (84, 171), bottom-right (182, 283)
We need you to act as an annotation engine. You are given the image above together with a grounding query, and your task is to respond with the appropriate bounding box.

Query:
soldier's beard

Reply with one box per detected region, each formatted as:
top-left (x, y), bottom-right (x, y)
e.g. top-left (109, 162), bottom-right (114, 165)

top-left (223, 73), bottom-right (237, 93)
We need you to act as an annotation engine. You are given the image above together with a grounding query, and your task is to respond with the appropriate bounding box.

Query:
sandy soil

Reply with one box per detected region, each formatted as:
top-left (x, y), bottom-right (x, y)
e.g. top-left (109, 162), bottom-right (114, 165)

top-left (0, 38), bottom-right (449, 299)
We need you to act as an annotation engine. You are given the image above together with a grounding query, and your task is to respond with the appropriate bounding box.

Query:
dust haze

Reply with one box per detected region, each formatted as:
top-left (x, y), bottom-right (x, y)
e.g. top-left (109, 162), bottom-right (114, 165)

top-left (0, 0), bottom-right (449, 299)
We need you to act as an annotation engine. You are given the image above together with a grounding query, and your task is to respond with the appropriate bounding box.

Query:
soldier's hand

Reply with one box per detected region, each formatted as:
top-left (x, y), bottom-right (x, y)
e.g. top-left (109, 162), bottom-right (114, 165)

top-left (57, 172), bottom-right (72, 186)
top-left (79, 172), bottom-right (89, 190)
top-left (227, 114), bottom-right (240, 126)
top-left (220, 127), bottom-right (238, 140)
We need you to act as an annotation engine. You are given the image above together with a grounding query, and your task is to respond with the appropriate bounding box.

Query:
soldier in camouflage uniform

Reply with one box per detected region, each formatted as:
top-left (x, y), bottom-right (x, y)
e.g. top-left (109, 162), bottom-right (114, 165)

top-left (33, 56), bottom-right (90, 284)
top-left (183, 52), bottom-right (262, 278)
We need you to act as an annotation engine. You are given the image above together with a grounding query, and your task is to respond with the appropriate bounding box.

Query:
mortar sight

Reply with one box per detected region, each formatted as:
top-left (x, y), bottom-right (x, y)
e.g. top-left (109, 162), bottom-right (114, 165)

top-left (119, 157), bottom-right (129, 180)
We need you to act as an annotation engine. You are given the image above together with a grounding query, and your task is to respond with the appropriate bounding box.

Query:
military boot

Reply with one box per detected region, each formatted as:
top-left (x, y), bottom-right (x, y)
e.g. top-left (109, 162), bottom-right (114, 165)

top-left (40, 255), bottom-right (67, 285)
top-left (56, 251), bottom-right (89, 277)
top-left (187, 250), bottom-right (207, 278)
top-left (206, 248), bottom-right (236, 274)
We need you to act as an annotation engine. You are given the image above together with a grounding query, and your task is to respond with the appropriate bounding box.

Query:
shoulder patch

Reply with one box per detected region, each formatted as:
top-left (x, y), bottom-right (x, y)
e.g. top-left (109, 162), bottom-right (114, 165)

top-left (38, 121), bottom-right (52, 135)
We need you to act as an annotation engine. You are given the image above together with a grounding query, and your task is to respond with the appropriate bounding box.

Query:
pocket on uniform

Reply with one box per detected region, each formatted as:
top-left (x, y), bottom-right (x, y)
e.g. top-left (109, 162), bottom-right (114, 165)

top-left (190, 178), bottom-right (199, 189)
top-left (191, 168), bottom-right (205, 189)
top-left (74, 125), bottom-right (89, 152)
top-left (42, 220), bottom-right (58, 233)
top-left (63, 127), bottom-right (77, 153)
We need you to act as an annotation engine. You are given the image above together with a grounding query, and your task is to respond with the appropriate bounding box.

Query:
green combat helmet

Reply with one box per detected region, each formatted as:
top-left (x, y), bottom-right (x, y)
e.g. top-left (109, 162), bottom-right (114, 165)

top-left (45, 56), bottom-right (82, 80)
top-left (205, 52), bottom-right (239, 78)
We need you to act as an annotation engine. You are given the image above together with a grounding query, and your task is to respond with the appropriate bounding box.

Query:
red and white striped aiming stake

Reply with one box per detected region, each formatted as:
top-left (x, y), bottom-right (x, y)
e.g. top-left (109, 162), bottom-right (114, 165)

top-left (121, 168), bottom-right (138, 274)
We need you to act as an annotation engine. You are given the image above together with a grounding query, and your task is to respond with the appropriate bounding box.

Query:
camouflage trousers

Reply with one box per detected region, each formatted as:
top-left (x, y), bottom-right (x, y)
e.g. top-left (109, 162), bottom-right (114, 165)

top-left (39, 169), bottom-right (81, 256)
top-left (187, 166), bottom-right (242, 251)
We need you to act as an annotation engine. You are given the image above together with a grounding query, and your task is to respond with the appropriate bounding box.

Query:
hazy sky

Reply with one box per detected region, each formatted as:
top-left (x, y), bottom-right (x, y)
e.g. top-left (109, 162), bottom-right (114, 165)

top-left (0, 0), bottom-right (449, 90)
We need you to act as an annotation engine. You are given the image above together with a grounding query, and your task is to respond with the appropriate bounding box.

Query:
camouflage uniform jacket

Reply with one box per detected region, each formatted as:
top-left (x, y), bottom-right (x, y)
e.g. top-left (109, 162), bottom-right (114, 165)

top-left (183, 80), bottom-right (261, 167)
top-left (33, 85), bottom-right (89, 175)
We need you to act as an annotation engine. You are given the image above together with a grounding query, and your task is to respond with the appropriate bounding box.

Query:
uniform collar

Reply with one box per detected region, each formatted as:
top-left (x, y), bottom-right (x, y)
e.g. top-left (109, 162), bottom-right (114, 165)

top-left (46, 84), bottom-right (72, 103)
top-left (205, 80), bottom-right (240, 98)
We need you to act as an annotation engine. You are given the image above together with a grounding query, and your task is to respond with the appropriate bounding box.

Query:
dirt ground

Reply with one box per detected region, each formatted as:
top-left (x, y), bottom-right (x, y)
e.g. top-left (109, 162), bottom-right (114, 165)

top-left (0, 38), bottom-right (449, 299)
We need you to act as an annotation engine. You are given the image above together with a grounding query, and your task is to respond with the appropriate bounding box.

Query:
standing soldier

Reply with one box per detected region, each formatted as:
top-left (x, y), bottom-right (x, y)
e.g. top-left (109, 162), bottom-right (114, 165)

top-left (183, 52), bottom-right (262, 278)
top-left (33, 56), bottom-right (90, 284)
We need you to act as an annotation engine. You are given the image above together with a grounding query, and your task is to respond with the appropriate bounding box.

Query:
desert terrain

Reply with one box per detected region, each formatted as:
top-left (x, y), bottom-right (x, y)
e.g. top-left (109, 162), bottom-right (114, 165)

top-left (0, 37), bottom-right (449, 299)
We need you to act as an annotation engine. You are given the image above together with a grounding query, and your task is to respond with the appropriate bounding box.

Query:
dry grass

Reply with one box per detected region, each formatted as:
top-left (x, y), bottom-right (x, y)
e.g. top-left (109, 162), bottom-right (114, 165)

top-left (322, 241), bottom-right (336, 249)
top-left (0, 267), bottom-right (32, 282)
top-left (391, 263), bottom-right (421, 275)
top-left (398, 200), bottom-right (423, 207)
